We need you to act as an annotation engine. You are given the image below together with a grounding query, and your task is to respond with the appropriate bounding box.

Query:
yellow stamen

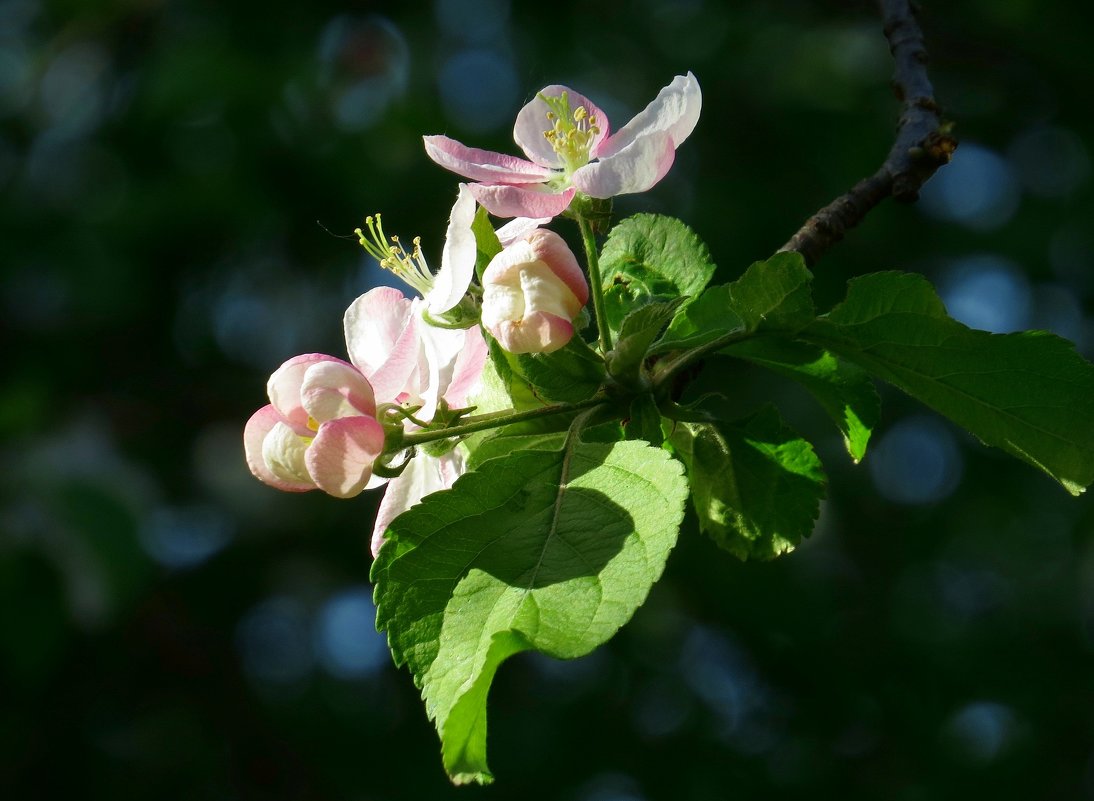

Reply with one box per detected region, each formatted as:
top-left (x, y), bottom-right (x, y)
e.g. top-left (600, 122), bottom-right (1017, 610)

top-left (355, 214), bottom-right (434, 297)
top-left (538, 90), bottom-right (601, 174)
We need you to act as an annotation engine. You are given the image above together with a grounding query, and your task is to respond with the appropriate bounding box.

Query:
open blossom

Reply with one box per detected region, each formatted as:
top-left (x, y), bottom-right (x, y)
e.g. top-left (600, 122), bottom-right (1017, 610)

top-left (481, 229), bottom-right (589, 354)
top-left (244, 354), bottom-right (386, 498)
top-left (245, 186), bottom-right (487, 553)
top-left (423, 72), bottom-right (701, 219)
top-left (350, 185), bottom-right (488, 555)
top-left (350, 183), bottom-right (487, 422)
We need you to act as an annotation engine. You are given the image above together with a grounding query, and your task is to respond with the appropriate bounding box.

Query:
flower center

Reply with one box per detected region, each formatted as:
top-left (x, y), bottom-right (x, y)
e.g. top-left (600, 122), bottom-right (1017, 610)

top-left (540, 91), bottom-right (600, 175)
top-left (355, 214), bottom-right (434, 298)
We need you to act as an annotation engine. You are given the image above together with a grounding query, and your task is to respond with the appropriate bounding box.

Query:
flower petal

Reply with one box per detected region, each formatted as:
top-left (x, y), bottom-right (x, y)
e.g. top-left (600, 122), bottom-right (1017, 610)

top-left (416, 319), bottom-right (466, 421)
top-left (495, 216), bottom-right (549, 246)
top-left (243, 406), bottom-right (315, 492)
top-left (301, 359), bottom-right (376, 423)
top-left (443, 325), bottom-right (488, 407)
top-left (593, 72), bottom-right (701, 160)
top-left (513, 85), bottom-right (611, 168)
top-left (426, 184), bottom-right (477, 315)
top-left (468, 182), bottom-right (576, 219)
top-left (423, 135), bottom-right (552, 183)
top-left (305, 415), bottom-right (386, 498)
top-left (571, 130), bottom-right (675, 198)
top-left (344, 288), bottom-right (422, 403)
top-left (267, 353), bottom-right (348, 428)
top-left (484, 229), bottom-right (588, 308)
top-left (489, 311), bottom-right (575, 354)
top-left (371, 449), bottom-right (466, 557)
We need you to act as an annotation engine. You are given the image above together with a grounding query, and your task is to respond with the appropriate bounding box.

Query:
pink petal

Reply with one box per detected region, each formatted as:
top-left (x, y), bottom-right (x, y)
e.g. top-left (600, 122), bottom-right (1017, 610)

top-left (371, 449), bottom-right (465, 557)
top-left (243, 405), bottom-right (316, 492)
top-left (593, 72), bottom-right (701, 160)
top-left (524, 229), bottom-right (589, 306)
top-left (443, 326), bottom-right (488, 407)
top-left (301, 359), bottom-right (376, 423)
top-left (571, 130), bottom-right (676, 198)
top-left (513, 85), bottom-right (611, 168)
top-left (344, 288), bottom-right (422, 403)
top-left (306, 415), bottom-right (386, 498)
top-left (423, 135), bottom-right (552, 183)
top-left (267, 353), bottom-right (348, 428)
top-left (468, 183), bottom-right (576, 219)
top-left (488, 311), bottom-right (575, 354)
top-left (427, 183), bottom-right (477, 315)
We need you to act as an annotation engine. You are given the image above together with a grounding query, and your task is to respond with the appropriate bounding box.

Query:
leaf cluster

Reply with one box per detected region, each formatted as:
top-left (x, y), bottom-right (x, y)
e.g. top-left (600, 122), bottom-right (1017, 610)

top-left (372, 213), bottom-right (1094, 783)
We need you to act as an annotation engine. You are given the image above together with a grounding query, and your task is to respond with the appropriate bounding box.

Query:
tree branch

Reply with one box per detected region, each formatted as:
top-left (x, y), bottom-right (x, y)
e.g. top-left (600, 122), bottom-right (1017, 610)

top-left (778, 0), bottom-right (957, 266)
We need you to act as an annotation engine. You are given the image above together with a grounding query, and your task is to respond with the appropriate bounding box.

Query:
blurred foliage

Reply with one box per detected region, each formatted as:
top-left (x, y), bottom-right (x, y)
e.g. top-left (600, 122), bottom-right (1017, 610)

top-left (2, 0), bottom-right (1093, 798)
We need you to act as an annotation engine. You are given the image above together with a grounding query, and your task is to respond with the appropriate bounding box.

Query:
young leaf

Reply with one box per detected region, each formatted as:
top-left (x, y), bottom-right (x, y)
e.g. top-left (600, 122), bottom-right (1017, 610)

top-left (727, 251), bottom-right (815, 333)
top-left (722, 338), bottom-right (880, 462)
top-left (372, 440), bottom-right (688, 784)
top-left (471, 205), bottom-right (502, 281)
top-left (599, 214), bottom-right (716, 332)
top-left (511, 336), bottom-right (606, 403)
top-left (655, 251), bottom-right (814, 353)
top-left (804, 271), bottom-right (1094, 494)
top-left (481, 338), bottom-right (539, 410)
top-left (625, 394), bottom-right (666, 448)
top-left (671, 406), bottom-right (826, 560)
top-left (607, 298), bottom-right (685, 383)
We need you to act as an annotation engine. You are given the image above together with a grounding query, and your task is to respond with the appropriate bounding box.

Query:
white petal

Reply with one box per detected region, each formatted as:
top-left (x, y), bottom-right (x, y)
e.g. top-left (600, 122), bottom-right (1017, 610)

top-left (594, 72), bottom-right (701, 160)
top-left (571, 130), bottom-right (675, 198)
top-left (416, 316), bottom-right (466, 421)
top-left (371, 450), bottom-right (465, 557)
top-left (495, 216), bottom-right (549, 246)
top-left (262, 422), bottom-right (313, 486)
top-left (427, 184), bottom-right (478, 315)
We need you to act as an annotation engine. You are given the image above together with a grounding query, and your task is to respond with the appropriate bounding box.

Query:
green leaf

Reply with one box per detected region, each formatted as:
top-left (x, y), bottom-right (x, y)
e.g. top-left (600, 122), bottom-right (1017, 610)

top-left (727, 251), bottom-right (814, 333)
top-left (373, 440), bottom-right (688, 784)
top-left (671, 406), bottom-right (826, 560)
top-left (607, 298), bottom-right (685, 383)
top-left (471, 205), bottom-right (502, 281)
top-left (478, 338), bottom-right (539, 411)
top-left (722, 338), bottom-right (880, 462)
top-left (804, 271), bottom-right (1094, 494)
top-left (511, 336), bottom-right (606, 403)
top-left (624, 394), bottom-right (666, 448)
top-left (599, 214), bottom-right (716, 332)
top-left (655, 251), bottom-right (813, 353)
top-left (464, 425), bottom-right (567, 471)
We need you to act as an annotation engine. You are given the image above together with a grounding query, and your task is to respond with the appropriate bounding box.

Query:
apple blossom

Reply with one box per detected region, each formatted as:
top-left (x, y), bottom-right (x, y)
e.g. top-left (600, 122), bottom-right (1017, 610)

top-left (349, 185), bottom-right (489, 554)
top-left (423, 72), bottom-right (701, 218)
top-left (244, 354), bottom-right (386, 498)
top-left (481, 228), bottom-right (589, 354)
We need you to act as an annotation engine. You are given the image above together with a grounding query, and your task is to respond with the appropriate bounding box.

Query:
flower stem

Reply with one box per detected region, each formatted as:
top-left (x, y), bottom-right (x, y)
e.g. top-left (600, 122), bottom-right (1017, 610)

top-left (576, 214), bottom-right (613, 354)
top-left (397, 397), bottom-right (607, 449)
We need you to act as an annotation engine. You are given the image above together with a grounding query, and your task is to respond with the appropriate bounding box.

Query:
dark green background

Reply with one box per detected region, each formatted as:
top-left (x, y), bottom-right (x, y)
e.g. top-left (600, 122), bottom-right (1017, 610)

top-left (3, 0), bottom-right (1092, 798)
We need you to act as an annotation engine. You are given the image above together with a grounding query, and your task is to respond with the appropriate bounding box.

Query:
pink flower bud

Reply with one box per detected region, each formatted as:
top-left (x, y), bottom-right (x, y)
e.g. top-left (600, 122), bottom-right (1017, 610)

top-left (243, 354), bottom-right (386, 498)
top-left (480, 229), bottom-right (589, 354)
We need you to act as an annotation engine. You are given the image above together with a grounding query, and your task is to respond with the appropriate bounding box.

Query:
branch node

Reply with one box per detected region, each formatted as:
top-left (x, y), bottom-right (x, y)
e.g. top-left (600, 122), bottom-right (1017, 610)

top-left (778, 0), bottom-right (955, 266)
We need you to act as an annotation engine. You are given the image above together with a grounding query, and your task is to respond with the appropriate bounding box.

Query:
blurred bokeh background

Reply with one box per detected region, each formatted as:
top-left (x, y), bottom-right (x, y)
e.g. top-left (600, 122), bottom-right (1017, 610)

top-left (3, 0), bottom-right (1093, 798)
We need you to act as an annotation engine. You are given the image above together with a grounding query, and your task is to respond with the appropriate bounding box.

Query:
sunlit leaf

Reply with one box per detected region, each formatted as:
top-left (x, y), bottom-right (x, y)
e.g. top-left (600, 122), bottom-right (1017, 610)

top-left (804, 271), bottom-right (1094, 494)
top-left (373, 440), bottom-right (688, 784)
top-left (671, 406), bottom-right (826, 560)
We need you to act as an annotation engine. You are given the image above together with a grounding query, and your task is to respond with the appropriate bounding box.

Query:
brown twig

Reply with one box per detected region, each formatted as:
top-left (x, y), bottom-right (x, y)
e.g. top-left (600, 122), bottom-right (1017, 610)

top-left (778, 0), bottom-right (957, 266)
